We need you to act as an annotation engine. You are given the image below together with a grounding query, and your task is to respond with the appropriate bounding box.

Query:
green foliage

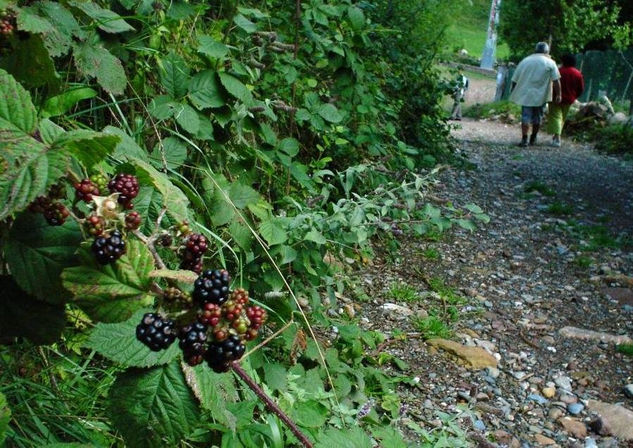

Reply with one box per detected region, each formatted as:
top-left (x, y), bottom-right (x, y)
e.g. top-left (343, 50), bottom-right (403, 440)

top-left (591, 124), bottom-right (633, 156)
top-left (616, 343), bottom-right (633, 356)
top-left (413, 315), bottom-right (454, 339)
top-left (465, 100), bottom-right (520, 121)
top-left (524, 180), bottom-right (556, 197)
top-left (546, 201), bottom-right (574, 216)
top-left (500, 0), bottom-right (629, 58)
top-left (0, 391), bottom-right (9, 446)
top-left (389, 281), bottom-right (420, 303)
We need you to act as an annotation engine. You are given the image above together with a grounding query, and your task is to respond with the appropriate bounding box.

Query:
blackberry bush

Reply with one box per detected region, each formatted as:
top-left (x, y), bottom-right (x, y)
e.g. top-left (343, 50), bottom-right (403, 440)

top-left (135, 313), bottom-right (176, 351)
top-left (91, 230), bottom-right (126, 265)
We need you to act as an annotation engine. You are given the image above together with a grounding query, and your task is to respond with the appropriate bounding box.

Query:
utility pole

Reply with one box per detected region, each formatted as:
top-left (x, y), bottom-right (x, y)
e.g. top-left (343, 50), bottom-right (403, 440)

top-left (480, 0), bottom-right (501, 70)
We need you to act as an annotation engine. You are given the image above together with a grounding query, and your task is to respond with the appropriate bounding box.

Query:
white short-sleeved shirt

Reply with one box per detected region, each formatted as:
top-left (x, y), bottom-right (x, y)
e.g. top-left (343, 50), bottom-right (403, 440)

top-left (510, 53), bottom-right (560, 107)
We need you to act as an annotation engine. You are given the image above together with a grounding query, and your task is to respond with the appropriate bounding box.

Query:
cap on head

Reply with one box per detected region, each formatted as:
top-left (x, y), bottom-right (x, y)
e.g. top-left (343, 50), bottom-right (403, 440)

top-left (535, 42), bottom-right (549, 54)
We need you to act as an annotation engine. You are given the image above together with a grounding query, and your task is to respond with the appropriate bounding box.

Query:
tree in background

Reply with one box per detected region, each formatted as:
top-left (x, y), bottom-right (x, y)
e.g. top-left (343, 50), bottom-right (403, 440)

top-left (499, 0), bottom-right (628, 59)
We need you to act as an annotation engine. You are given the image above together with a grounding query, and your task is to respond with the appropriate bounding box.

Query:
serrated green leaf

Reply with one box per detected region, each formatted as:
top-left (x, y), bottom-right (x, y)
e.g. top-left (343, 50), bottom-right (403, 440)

top-left (277, 137), bottom-right (299, 158)
top-left (218, 72), bottom-right (252, 103)
top-left (0, 124), bottom-right (71, 220)
top-left (181, 363), bottom-right (238, 428)
top-left (38, 1), bottom-right (83, 40)
top-left (87, 309), bottom-right (180, 367)
top-left (317, 103), bottom-right (343, 123)
top-left (456, 219), bottom-right (477, 231)
top-left (5, 213), bottom-right (81, 304)
top-left (166, 1), bottom-right (195, 20)
top-left (304, 229), bottom-right (326, 245)
top-left (62, 239), bottom-right (155, 323)
top-left (233, 14), bottom-right (257, 33)
top-left (464, 203), bottom-right (484, 214)
top-left (347, 6), bottom-right (366, 31)
top-left (315, 427), bottom-right (372, 448)
top-left (228, 220), bottom-right (253, 250)
top-left (228, 183), bottom-right (260, 209)
top-left (15, 6), bottom-right (72, 57)
top-left (209, 187), bottom-right (235, 227)
top-left (0, 391), bottom-right (10, 446)
top-left (0, 68), bottom-right (37, 133)
top-left (103, 125), bottom-right (147, 160)
top-left (70, 1), bottom-right (135, 33)
top-left (174, 103), bottom-right (200, 134)
top-left (198, 35), bottom-right (229, 59)
top-left (259, 218), bottom-right (287, 246)
top-left (188, 70), bottom-right (225, 110)
top-left (0, 275), bottom-right (66, 344)
top-left (160, 53), bottom-right (190, 99)
top-left (147, 95), bottom-right (180, 120)
top-left (150, 136), bottom-right (187, 170)
top-left (292, 401), bottom-right (328, 428)
top-left (73, 39), bottom-right (127, 95)
top-left (263, 363), bottom-right (287, 392)
top-left (130, 158), bottom-right (190, 223)
top-left (51, 130), bottom-right (119, 168)
top-left (38, 118), bottom-right (65, 144)
top-left (108, 361), bottom-right (200, 448)
top-left (0, 34), bottom-right (59, 89)
top-left (41, 87), bottom-right (97, 118)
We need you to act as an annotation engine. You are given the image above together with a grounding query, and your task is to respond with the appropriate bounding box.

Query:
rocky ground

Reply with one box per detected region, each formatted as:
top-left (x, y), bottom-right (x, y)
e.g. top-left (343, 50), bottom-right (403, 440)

top-left (355, 119), bottom-right (633, 447)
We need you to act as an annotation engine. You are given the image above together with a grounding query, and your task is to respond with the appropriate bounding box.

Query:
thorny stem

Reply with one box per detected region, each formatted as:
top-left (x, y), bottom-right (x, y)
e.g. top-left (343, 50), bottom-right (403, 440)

top-left (231, 362), bottom-right (314, 448)
top-left (132, 230), bottom-right (167, 269)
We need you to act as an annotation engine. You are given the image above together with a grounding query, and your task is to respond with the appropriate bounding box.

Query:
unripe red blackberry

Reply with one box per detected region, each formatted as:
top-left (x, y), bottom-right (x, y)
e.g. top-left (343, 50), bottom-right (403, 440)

top-left (125, 211), bottom-right (142, 230)
top-left (135, 313), bottom-right (176, 351)
top-left (183, 233), bottom-right (208, 257)
top-left (29, 196), bottom-right (51, 214)
top-left (230, 288), bottom-right (250, 306)
top-left (198, 303), bottom-right (222, 327)
top-left (91, 230), bottom-right (126, 264)
top-left (246, 305), bottom-right (267, 330)
top-left (192, 269), bottom-right (231, 306)
top-left (244, 328), bottom-right (259, 341)
top-left (205, 335), bottom-right (245, 373)
top-left (74, 179), bottom-right (100, 202)
top-left (222, 299), bottom-right (243, 322)
top-left (85, 214), bottom-right (106, 236)
top-left (212, 325), bottom-right (229, 342)
top-left (43, 202), bottom-right (70, 226)
top-left (108, 173), bottom-right (139, 205)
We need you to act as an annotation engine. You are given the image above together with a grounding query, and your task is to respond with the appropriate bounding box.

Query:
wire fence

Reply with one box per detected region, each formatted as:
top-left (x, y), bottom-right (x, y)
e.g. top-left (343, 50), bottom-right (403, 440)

top-left (499, 48), bottom-right (633, 112)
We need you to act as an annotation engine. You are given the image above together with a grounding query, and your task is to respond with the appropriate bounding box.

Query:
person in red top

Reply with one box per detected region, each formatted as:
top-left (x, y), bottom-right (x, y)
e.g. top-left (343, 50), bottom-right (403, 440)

top-left (547, 53), bottom-right (584, 147)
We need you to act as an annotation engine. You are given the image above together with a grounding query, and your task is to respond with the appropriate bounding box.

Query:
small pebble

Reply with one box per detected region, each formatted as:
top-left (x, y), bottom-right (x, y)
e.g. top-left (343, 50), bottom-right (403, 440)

top-left (567, 402), bottom-right (584, 415)
top-left (624, 384), bottom-right (633, 399)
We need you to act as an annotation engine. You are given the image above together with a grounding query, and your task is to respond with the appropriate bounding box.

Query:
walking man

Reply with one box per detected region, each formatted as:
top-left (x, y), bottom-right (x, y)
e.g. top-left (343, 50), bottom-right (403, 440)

top-left (449, 70), bottom-right (469, 121)
top-left (510, 42), bottom-right (561, 147)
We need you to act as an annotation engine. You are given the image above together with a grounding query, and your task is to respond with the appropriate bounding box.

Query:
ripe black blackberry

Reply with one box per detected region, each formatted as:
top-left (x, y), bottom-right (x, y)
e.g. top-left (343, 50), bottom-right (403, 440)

top-left (43, 202), bottom-right (70, 226)
top-left (108, 173), bottom-right (139, 205)
top-left (135, 313), bottom-right (176, 351)
top-left (74, 179), bottom-right (100, 202)
top-left (178, 322), bottom-right (208, 366)
top-left (91, 230), bottom-right (126, 264)
top-left (192, 269), bottom-right (231, 306)
top-left (205, 335), bottom-right (245, 373)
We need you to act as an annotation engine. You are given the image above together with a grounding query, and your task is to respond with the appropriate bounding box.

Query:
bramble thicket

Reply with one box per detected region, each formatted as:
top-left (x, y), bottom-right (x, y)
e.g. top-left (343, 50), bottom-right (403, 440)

top-left (0, 1), bottom-right (491, 446)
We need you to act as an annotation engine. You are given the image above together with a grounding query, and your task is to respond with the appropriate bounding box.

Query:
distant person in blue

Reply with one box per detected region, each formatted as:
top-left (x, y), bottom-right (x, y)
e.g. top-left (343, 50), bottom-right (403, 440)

top-left (449, 70), bottom-right (469, 121)
top-left (510, 42), bottom-right (561, 147)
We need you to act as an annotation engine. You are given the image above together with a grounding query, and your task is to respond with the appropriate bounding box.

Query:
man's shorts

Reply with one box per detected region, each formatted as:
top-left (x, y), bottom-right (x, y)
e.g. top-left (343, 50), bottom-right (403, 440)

top-left (521, 105), bottom-right (544, 125)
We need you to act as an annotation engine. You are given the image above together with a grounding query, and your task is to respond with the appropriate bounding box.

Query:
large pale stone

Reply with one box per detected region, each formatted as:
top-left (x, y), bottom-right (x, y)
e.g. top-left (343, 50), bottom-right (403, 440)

top-left (426, 338), bottom-right (498, 369)
top-left (558, 417), bottom-right (587, 439)
top-left (558, 326), bottom-right (632, 344)
top-left (587, 400), bottom-right (633, 441)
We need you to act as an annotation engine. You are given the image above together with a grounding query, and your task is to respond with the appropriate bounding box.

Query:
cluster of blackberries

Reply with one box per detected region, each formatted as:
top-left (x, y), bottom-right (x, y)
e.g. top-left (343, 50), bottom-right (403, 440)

top-left (108, 173), bottom-right (139, 207)
top-left (91, 230), bottom-right (126, 264)
top-left (193, 269), bottom-right (230, 306)
top-left (136, 313), bottom-right (176, 351)
top-left (136, 270), bottom-right (268, 372)
top-left (29, 196), bottom-right (70, 226)
top-left (0, 10), bottom-right (15, 36)
top-left (179, 233), bottom-right (208, 273)
top-left (74, 179), bottom-right (100, 202)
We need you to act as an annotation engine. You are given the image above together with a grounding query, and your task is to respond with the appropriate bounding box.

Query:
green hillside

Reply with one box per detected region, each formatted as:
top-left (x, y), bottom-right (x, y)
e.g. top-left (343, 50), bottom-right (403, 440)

top-left (443, 0), bottom-right (510, 62)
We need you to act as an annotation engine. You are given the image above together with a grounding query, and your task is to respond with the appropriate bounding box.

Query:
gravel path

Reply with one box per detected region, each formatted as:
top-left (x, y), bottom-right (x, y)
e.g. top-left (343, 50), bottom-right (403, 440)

top-left (356, 118), bottom-right (633, 447)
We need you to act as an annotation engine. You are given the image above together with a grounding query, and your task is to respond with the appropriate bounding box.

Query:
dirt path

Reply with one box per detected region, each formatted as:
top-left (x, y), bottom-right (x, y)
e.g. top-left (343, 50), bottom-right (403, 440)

top-left (358, 119), bottom-right (633, 447)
